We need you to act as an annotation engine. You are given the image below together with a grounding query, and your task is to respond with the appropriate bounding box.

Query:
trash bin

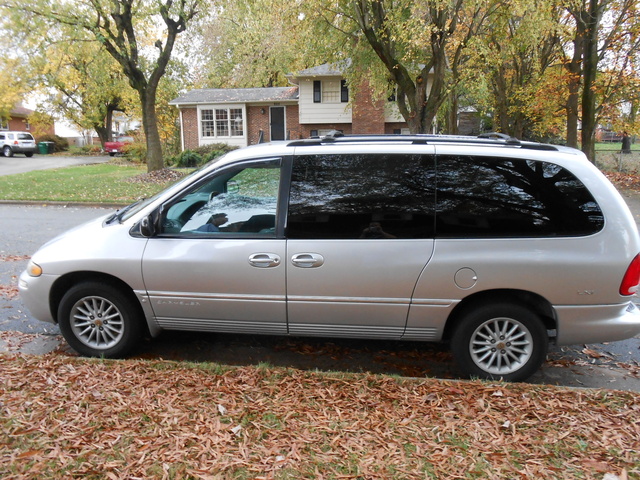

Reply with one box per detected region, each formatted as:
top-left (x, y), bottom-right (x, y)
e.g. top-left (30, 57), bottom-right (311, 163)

top-left (44, 141), bottom-right (55, 154)
top-left (37, 142), bottom-right (49, 154)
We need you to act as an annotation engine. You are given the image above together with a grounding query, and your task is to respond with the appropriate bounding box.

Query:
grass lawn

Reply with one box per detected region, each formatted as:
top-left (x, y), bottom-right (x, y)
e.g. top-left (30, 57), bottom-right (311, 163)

top-left (1, 352), bottom-right (638, 479)
top-left (0, 163), bottom-right (176, 204)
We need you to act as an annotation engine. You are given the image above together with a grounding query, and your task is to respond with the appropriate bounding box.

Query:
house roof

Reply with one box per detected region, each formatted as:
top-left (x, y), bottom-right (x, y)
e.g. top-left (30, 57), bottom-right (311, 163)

top-left (169, 87), bottom-right (299, 106)
top-left (10, 106), bottom-right (34, 117)
top-left (295, 63), bottom-right (344, 77)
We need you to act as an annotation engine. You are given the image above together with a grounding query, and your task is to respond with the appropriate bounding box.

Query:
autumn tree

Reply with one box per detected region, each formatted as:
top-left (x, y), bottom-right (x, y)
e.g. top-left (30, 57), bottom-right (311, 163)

top-left (563, 0), bottom-right (640, 161)
top-left (0, 57), bottom-right (29, 119)
top-left (1, 0), bottom-right (202, 172)
top-left (471, 0), bottom-right (563, 139)
top-left (302, 0), bottom-right (492, 134)
top-left (37, 39), bottom-right (137, 146)
top-left (191, 0), bottom-right (312, 89)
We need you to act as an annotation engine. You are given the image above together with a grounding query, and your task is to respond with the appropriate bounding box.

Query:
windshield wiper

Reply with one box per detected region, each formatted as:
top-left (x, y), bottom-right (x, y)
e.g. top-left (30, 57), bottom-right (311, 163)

top-left (104, 199), bottom-right (144, 225)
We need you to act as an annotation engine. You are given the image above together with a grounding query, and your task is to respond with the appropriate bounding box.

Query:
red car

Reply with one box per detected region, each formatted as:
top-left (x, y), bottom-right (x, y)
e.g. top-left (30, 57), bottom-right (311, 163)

top-left (104, 136), bottom-right (134, 156)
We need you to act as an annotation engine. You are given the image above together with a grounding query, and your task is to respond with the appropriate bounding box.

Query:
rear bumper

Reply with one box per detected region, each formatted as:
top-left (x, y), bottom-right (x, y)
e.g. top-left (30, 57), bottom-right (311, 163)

top-left (555, 301), bottom-right (640, 345)
top-left (13, 146), bottom-right (37, 153)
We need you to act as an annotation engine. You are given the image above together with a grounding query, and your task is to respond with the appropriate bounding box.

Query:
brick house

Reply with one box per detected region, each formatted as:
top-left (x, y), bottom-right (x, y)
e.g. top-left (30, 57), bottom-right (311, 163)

top-left (0, 104), bottom-right (55, 136)
top-left (169, 64), bottom-right (421, 150)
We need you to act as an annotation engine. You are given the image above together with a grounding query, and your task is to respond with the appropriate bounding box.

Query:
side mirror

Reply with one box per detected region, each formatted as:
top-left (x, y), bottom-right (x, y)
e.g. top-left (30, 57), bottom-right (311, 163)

top-left (140, 215), bottom-right (156, 237)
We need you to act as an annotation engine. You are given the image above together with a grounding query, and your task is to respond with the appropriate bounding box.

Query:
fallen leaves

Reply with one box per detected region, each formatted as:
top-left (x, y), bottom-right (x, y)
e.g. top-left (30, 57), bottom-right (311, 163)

top-left (605, 171), bottom-right (640, 191)
top-left (0, 284), bottom-right (19, 300)
top-left (1, 353), bottom-right (639, 479)
top-left (0, 255), bottom-right (30, 262)
top-left (125, 168), bottom-right (186, 184)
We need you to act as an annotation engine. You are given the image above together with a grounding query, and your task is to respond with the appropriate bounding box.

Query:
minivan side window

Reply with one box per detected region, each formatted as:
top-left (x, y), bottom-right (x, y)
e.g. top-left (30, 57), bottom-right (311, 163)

top-left (436, 156), bottom-right (604, 237)
top-left (287, 154), bottom-right (436, 239)
top-left (160, 159), bottom-right (282, 236)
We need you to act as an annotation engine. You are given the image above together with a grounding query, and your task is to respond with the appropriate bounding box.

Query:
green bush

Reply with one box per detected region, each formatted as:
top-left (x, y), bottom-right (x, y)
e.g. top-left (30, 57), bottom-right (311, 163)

top-left (173, 150), bottom-right (203, 168)
top-left (36, 134), bottom-right (69, 152)
top-left (121, 142), bottom-right (147, 164)
top-left (67, 144), bottom-right (103, 156)
top-left (168, 144), bottom-right (238, 168)
top-left (192, 143), bottom-right (238, 158)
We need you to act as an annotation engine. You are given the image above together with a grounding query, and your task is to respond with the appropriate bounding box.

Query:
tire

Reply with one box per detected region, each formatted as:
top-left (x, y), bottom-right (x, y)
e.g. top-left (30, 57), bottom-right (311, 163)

top-left (25, 152), bottom-right (33, 157)
top-left (451, 303), bottom-right (548, 382)
top-left (109, 152), bottom-right (115, 157)
top-left (58, 282), bottom-right (142, 358)
top-left (3, 146), bottom-right (13, 157)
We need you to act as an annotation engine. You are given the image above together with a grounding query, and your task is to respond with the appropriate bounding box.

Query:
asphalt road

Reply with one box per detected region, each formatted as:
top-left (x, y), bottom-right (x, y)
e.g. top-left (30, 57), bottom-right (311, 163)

top-left (0, 153), bottom-right (110, 176)
top-left (1, 155), bottom-right (639, 391)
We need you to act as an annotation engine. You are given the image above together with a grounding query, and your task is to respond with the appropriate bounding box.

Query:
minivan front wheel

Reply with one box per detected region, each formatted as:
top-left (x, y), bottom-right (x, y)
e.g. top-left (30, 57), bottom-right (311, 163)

top-left (451, 304), bottom-right (548, 382)
top-left (58, 282), bottom-right (142, 358)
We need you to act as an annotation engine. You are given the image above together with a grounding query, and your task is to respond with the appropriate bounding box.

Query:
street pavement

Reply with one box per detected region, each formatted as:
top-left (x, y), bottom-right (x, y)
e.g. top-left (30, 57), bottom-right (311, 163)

top-left (1, 156), bottom-right (639, 391)
top-left (0, 153), bottom-right (110, 176)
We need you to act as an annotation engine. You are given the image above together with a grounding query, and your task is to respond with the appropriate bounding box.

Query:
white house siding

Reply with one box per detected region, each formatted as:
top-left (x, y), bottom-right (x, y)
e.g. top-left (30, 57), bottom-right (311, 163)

top-left (384, 102), bottom-right (405, 123)
top-left (298, 78), bottom-right (352, 124)
top-left (197, 105), bottom-right (248, 148)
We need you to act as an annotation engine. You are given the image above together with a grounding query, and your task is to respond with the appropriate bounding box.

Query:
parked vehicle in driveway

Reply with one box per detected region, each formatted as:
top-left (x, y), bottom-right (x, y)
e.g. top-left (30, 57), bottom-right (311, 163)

top-left (104, 135), bottom-right (134, 156)
top-left (19, 133), bottom-right (640, 381)
top-left (0, 131), bottom-right (37, 157)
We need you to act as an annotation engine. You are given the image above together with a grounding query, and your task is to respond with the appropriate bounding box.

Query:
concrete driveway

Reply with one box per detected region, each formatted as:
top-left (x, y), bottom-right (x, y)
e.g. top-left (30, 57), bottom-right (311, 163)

top-left (0, 153), bottom-right (110, 176)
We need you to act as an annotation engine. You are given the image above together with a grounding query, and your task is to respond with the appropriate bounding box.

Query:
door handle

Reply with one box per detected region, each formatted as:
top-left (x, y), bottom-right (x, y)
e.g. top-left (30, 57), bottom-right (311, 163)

top-left (291, 253), bottom-right (324, 268)
top-left (248, 253), bottom-right (281, 268)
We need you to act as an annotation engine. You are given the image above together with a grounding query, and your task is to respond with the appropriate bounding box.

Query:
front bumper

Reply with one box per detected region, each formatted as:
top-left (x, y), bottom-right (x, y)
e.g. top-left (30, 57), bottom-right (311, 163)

top-left (18, 271), bottom-right (58, 324)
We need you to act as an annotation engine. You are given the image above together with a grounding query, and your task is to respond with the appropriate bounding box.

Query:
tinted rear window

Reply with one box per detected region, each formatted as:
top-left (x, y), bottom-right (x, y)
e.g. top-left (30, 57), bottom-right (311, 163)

top-left (436, 156), bottom-right (604, 237)
top-left (288, 154), bottom-right (436, 239)
top-left (17, 133), bottom-right (34, 140)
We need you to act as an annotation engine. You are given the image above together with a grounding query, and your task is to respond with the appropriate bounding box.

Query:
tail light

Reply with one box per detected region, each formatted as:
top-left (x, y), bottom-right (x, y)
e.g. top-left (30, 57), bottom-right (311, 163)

top-left (620, 253), bottom-right (640, 296)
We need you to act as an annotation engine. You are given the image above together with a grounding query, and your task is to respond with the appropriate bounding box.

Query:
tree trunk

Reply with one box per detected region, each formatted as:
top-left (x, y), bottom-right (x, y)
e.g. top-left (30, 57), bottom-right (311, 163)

top-left (581, 0), bottom-right (601, 163)
top-left (565, 9), bottom-right (585, 149)
top-left (140, 89), bottom-right (164, 172)
top-left (448, 91), bottom-right (459, 135)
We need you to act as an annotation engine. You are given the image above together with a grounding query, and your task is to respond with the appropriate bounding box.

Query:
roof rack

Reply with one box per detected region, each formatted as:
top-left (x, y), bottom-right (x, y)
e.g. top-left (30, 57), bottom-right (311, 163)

top-left (287, 132), bottom-right (559, 151)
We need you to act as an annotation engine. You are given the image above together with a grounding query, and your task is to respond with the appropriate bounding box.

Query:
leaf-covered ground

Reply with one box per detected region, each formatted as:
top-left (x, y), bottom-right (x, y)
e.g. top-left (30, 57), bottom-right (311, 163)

top-left (1, 353), bottom-right (638, 480)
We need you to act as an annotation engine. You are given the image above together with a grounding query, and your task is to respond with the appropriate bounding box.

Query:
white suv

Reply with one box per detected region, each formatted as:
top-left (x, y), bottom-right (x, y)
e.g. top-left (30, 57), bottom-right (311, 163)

top-left (0, 131), bottom-right (37, 157)
top-left (19, 133), bottom-right (640, 381)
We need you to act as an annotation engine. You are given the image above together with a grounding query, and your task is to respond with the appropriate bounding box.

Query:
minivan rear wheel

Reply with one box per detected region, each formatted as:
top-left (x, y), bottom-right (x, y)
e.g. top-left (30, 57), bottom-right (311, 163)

top-left (58, 282), bottom-right (142, 358)
top-left (451, 303), bottom-right (548, 381)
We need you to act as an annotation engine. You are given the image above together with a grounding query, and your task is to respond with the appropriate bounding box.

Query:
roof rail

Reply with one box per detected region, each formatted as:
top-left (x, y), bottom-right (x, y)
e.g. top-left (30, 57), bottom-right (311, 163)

top-left (286, 133), bottom-right (559, 151)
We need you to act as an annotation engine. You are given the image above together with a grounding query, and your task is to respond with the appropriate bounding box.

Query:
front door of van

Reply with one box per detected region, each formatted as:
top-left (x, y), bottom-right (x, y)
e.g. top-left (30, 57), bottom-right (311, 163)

top-left (141, 159), bottom-right (287, 334)
top-left (285, 151), bottom-right (437, 339)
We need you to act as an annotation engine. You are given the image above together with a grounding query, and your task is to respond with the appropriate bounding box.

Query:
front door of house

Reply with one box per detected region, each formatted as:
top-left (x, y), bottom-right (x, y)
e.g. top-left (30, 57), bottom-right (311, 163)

top-left (270, 106), bottom-right (285, 141)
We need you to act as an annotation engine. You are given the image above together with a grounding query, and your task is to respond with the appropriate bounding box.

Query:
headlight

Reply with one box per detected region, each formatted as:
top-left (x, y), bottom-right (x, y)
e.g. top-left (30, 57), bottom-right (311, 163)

top-left (27, 260), bottom-right (43, 277)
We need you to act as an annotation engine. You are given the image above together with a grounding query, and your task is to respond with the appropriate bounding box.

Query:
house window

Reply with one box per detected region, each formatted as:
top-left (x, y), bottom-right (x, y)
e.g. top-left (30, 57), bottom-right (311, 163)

top-left (313, 81), bottom-right (321, 103)
top-left (341, 80), bottom-right (349, 103)
top-left (323, 80), bottom-right (340, 103)
top-left (216, 109), bottom-right (229, 136)
top-left (0, 118), bottom-right (8, 130)
top-left (230, 108), bottom-right (243, 136)
top-left (201, 108), bottom-right (244, 138)
top-left (201, 109), bottom-right (215, 136)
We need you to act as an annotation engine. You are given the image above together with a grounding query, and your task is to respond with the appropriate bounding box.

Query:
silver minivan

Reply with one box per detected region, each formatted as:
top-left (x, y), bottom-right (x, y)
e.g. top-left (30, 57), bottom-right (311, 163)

top-left (19, 134), bottom-right (640, 381)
